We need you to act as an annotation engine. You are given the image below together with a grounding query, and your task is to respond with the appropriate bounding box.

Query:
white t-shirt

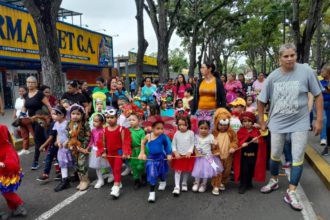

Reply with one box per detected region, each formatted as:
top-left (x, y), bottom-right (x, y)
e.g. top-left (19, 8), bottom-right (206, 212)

top-left (14, 97), bottom-right (24, 117)
top-left (172, 130), bottom-right (195, 155)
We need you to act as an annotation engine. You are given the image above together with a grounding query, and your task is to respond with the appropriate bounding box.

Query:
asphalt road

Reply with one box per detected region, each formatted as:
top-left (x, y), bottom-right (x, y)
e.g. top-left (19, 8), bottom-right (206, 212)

top-left (1, 150), bottom-right (329, 220)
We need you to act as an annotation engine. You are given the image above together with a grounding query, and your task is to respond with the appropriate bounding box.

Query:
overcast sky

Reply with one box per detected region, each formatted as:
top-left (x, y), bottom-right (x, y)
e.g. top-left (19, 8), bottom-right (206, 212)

top-left (61, 0), bottom-right (183, 57)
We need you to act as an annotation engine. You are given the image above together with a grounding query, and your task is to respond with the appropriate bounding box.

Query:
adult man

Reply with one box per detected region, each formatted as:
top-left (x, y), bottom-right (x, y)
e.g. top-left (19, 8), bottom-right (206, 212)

top-left (258, 43), bottom-right (323, 211)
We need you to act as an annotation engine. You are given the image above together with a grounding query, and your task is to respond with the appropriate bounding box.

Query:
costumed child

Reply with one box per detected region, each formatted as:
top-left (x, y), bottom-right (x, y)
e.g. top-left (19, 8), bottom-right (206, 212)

top-left (88, 113), bottom-right (110, 189)
top-left (160, 98), bottom-right (174, 117)
top-left (229, 97), bottom-right (246, 133)
top-left (245, 95), bottom-right (256, 113)
top-left (37, 106), bottom-right (66, 183)
top-left (211, 108), bottom-right (238, 195)
top-left (59, 104), bottom-right (91, 192)
top-left (191, 120), bottom-right (223, 193)
top-left (171, 116), bottom-right (195, 196)
top-left (0, 124), bottom-right (27, 219)
top-left (233, 111), bottom-right (266, 194)
top-left (99, 109), bottom-right (132, 199)
top-left (127, 106), bottom-right (146, 189)
top-left (138, 119), bottom-right (172, 203)
top-left (89, 92), bottom-right (106, 129)
top-left (117, 98), bottom-right (131, 128)
top-left (182, 87), bottom-right (193, 113)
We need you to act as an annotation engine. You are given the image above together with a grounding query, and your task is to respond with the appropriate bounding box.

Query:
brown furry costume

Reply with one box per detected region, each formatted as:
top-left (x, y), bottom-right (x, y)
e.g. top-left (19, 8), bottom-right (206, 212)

top-left (211, 108), bottom-right (238, 189)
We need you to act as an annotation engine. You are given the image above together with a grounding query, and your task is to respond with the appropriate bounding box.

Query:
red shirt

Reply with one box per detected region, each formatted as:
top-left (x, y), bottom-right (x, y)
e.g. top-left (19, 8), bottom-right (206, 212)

top-left (175, 84), bottom-right (191, 99)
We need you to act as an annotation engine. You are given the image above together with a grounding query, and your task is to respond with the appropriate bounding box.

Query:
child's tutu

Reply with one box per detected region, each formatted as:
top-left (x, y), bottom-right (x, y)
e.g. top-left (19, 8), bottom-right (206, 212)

top-left (171, 156), bottom-right (195, 172)
top-left (192, 156), bottom-right (223, 179)
top-left (146, 154), bottom-right (168, 185)
top-left (89, 146), bottom-right (110, 169)
top-left (57, 148), bottom-right (74, 168)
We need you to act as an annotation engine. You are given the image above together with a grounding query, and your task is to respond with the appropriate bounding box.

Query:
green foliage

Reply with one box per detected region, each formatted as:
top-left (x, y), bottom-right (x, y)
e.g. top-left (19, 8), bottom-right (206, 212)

top-left (169, 48), bottom-right (189, 73)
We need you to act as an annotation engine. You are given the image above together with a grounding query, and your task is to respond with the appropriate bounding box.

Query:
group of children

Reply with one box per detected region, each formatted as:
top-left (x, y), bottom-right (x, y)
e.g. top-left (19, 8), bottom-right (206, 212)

top-left (0, 87), bottom-right (268, 220)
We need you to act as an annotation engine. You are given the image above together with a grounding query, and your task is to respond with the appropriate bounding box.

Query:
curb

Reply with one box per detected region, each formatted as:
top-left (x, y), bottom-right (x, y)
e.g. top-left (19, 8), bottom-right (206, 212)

top-left (305, 145), bottom-right (330, 190)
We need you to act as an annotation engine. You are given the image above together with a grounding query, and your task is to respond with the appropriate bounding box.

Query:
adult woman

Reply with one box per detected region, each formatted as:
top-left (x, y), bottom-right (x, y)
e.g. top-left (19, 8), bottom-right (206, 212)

top-left (105, 77), bottom-right (119, 109)
top-left (220, 74), bottom-right (227, 86)
top-left (174, 74), bottom-right (191, 101)
top-left (224, 73), bottom-right (242, 104)
top-left (21, 76), bottom-right (51, 169)
top-left (92, 77), bottom-right (109, 94)
top-left (252, 72), bottom-right (265, 94)
top-left (116, 80), bottom-right (131, 102)
top-left (61, 80), bottom-right (88, 116)
top-left (191, 63), bottom-right (226, 125)
top-left (141, 77), bottom-right (156, 103)
top-left (238, 73), bottom-right (247, 93)
top-left (40, 85), bottom-right (57, 107)
top-left (80, 80), bottom-right (93, 114)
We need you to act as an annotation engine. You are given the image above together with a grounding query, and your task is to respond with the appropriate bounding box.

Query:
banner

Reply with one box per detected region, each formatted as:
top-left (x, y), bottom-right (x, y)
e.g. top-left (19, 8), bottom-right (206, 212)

top-left (128, 51), bottom-right (157, 66)
top-left (0, 3), bottom-right (113, 67)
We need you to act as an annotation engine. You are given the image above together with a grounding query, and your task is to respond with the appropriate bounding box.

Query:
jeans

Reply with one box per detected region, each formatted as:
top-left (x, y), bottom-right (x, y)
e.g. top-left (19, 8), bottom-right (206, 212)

top-left (44, 145), bottom-right (58, 175)
top-left (320, 101), bottom-right (330, 140)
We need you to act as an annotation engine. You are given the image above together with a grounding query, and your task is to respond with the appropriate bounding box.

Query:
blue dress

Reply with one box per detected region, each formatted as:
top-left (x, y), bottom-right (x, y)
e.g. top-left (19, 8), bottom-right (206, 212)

top-left (145, 134), bottom-right (172, 185)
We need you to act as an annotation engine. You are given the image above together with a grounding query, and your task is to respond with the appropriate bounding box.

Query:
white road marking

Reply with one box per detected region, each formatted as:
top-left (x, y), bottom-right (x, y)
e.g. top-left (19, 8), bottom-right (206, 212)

top-left (283, 167), bottom-right (318, 220)
top-left (35, 180), bottom-right (97, 220)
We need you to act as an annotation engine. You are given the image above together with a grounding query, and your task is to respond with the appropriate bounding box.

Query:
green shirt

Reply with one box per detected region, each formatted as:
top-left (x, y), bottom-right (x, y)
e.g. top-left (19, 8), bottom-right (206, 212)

top-left (129, 128), bottom-right (145, 148)
top-left (92, 87), bottom-right (109, 94)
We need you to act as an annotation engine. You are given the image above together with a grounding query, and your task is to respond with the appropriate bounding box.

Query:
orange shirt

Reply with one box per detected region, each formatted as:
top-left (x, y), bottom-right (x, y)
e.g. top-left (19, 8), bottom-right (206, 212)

top-left (198, 78), bottom-right (217, 110)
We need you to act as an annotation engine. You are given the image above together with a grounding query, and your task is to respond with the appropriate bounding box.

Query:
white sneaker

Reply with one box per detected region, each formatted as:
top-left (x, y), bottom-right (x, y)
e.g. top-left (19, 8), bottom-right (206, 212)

top-left (158, 181), bottom-right (166, 191)
top-left (172, 187), bottom-right (180, 196)
top-left (219, 184), bottom-right (226, 191)
top-left (110, 185), bottom-right (120, 198)
top-left (148, 192), bottom-right (156, 203)
top-left (107, 174), bottom-right (114, 183)
top-left (260, 178), bottom-right (279, 194)
top-left (20, 149), bottom-right (30, 155)
top-left (320, 139), bottom-right (327, 146)
top-left (192, 182), bottom-right (199, 192)
top-left (212, 187), bottom-right (220, 195)
top-left (198, 183), bottom-right (206, 193)
top-left (94, 179), bottom-right (104, 189)
top-left (121, 166), bottom-right (131, 176)
top-left (181, 184), bottom-right (188, 192)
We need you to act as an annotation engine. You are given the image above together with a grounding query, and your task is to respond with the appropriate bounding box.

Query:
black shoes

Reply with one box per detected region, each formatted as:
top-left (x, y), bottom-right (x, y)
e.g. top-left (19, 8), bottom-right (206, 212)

top-left (321, 147), bottom-right (329, 156)
top-left (54, 178), bottom-right (70, 192)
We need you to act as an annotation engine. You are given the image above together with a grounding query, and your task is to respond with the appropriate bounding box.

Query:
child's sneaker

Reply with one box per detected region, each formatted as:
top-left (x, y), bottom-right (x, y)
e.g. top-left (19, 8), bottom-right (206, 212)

top-left (158, 181), bottom-right (166, 191)
top-left (181, 184), bottom-right (188, 192)
top-left (110, 185), bottom-right (120, 199)
top-left (172, 187), bottom-right (180, 196)
top-left (94, 179), bottom-right (104, 189)
top-left (121, 166), bottom-right (131, 176)
top-left (284, 189), bottom-right (303, 211)
top-left (31, 162), bottom-right (40, 170)
top-left (148, 192), bottom-right (156, 203)
top-left (282, 162), bottom-right (291, 169)
top-left (212, 187), bottom-right (220, 195)
top-left (198, 183), bottom-right (206, 193)
top-left (192, 182), bottom-right (199, 192)
top-left (260, 178), bottom-right (279, 193)
top-left (36, 174), bottom-right (49, 182)
top-left (12, 205), bottom-right (27, 217)
top-left (219, 184), bottom-right (226, 191)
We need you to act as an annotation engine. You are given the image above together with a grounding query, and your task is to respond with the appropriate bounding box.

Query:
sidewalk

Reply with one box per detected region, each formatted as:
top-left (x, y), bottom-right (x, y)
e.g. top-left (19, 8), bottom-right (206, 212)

top-left (1, 109), bottom-right (15, 131)
top-left (306, 132), bottom-right (330, 190)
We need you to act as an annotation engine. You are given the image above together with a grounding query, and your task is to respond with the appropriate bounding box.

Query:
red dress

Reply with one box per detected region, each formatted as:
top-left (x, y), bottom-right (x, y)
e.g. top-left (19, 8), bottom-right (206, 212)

top-left (233, 127), bottom-right (267, 183)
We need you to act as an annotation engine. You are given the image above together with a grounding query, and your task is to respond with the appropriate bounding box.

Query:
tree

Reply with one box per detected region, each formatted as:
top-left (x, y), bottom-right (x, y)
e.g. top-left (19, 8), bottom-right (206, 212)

top-left (144, 0), bottom-right (182, 82)
top-left (24, 0), bottom-right (65, 98)
top-left (169, 49), bottom-right (188, 74)
top-left (135, 0), bottom-right (149, 87)
top-left (291, 0), bottom-right (326, 63)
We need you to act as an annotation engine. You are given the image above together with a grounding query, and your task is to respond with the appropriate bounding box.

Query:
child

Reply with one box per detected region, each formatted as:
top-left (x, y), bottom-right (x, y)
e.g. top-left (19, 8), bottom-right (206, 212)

top-left (211, 108), bottom-right (238, 195)
top-left (160, 99), bottom-right (174, 117)
top-left (182, 87), bottom-right (193, 113)
top-left (88, 113), bottom-right (110, 189)
top-left (117, 99), bottom-right (131, 128)
top-left (171, 116), bottom-right (195, 196)
top-left (0, 124), bottom-right (27, 219)
top-left (175, 99), bottom-right (184, 110)
top-left (37, 107), bottom-right (65, 183)
top-left (192, 120), bottom-right (223, 193)
top-left (128, 113), bottom-right (146, 189)
top-left (245, 95), bottom-right (256, 113)
top-left (233, 111), bottom-right (266, 194)
top-left (138, 120), bottom-right (172, 203)
top-left (89, 92), bottom-right (106, 129)
top-left (99, 109), bottom-right (132, 199)
top-left (229, 98), bottom-right (246, 133)
top-left (60, 99), bottom-right (71, 120)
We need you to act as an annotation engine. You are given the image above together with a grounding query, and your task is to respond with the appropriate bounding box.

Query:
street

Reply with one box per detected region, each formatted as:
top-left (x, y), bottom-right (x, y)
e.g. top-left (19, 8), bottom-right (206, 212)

top-left (0, 147), bottom-right (328, 220)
